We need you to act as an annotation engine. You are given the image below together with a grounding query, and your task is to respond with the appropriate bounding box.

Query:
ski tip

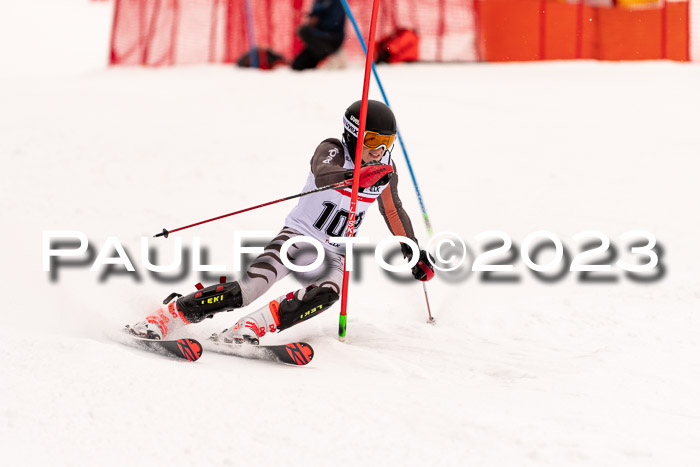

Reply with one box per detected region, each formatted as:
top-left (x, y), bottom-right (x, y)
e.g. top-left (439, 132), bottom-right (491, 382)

top-left (172, 338), bottom-right (203, 361)
top-left (118, 331), bottom-right (203, 362)
top-left (283, 342), bottom-right (314, 366)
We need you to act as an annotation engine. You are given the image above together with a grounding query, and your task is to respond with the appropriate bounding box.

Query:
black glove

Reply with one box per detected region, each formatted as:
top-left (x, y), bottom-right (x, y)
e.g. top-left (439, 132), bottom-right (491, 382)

top-left (400, 242), bottom-right (435, 282)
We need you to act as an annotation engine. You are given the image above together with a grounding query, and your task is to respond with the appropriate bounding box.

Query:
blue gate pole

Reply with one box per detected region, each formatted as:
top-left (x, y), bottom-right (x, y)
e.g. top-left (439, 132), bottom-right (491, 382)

top-left (243, 0), bottom-right (259, 68)
top-left (339, 0), bottom-right (433, 235)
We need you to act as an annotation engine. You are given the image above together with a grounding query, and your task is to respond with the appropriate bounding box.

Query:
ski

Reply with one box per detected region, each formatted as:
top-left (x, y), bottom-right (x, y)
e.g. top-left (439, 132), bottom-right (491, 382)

top-left (204, 338), bottom-right (314, 366)
top-left (119, 332), bottom-right (203, 362)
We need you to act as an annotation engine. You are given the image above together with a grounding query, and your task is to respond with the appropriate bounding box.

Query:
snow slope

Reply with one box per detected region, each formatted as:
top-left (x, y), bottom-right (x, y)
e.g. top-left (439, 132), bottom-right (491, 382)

top-left (2, 2), bottom-right (700, 466)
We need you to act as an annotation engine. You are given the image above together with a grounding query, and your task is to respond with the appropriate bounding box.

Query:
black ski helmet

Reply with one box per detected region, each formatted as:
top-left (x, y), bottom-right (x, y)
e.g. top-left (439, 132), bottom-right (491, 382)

top-left (342, 100), bottom-right (397, 155)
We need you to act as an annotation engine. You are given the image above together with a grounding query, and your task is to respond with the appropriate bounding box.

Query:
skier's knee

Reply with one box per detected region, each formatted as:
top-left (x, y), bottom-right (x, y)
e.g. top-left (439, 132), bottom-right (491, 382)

top-left (276, 285), bottom-right (339, 331)
top-left (175, 281), bottom-right (243, 323)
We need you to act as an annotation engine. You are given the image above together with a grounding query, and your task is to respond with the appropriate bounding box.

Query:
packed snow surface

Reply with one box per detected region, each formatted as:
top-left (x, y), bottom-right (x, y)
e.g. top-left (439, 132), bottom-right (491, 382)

top-left (1, 1), bottom-right (700, 466)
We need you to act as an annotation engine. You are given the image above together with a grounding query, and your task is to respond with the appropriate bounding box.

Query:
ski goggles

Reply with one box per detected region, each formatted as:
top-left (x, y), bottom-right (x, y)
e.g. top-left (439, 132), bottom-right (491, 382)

top-left (344, 115), bottom-right (396, 150)
top-left (362, 131), bottom-right (396, 150)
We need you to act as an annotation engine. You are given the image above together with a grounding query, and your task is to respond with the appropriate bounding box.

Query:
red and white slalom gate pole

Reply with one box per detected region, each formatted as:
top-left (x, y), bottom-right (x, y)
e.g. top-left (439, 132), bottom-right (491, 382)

top-left (338, 0), bottom-right (382, 342)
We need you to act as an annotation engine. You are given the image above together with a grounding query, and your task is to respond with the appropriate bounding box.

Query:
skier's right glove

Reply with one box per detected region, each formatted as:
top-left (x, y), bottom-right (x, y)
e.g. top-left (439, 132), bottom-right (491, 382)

top-left (344, 161), bottom-right (394, 188)
top-left (401, 242), bottom-right (436, 282)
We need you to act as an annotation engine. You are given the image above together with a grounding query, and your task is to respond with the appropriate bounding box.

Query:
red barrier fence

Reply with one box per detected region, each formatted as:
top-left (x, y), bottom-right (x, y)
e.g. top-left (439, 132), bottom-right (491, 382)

top-left (110, 0), bottom-right (477, 65)
top-left (109, 0), bottom-right (692, 66)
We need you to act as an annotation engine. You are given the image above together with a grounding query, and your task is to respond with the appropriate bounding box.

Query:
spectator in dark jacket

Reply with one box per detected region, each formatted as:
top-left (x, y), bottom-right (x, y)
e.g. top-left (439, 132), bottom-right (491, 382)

top-left (292, 0), bottom-right (346, 70)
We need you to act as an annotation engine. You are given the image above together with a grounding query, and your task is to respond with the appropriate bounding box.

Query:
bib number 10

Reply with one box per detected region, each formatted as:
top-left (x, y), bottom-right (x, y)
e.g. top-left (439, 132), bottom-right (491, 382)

top-left (313, 201), bottom-right (365, 237)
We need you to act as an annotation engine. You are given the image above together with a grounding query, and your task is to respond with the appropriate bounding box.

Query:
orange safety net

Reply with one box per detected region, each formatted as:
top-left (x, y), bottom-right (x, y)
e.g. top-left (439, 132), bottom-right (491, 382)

top-left (475, 0), bottom-right (690, 62)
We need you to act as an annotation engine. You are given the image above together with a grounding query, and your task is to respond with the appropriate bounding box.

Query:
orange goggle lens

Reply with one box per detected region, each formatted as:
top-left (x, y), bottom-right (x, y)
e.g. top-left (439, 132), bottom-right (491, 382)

top-left (363, 131), bottom-right (396, 150)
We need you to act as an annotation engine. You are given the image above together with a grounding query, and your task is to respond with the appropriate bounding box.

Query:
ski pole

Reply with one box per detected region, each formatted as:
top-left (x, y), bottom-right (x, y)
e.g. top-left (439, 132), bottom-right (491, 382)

top-left (153, 179), bottom-right (354, 238)
top-left (423, 283), bottom-right (435, 324)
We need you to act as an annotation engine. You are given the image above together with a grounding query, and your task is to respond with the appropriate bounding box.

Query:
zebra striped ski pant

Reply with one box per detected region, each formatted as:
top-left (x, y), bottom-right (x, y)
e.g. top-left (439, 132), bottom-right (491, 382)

top-left (238, 226), bottom-right (345, 307)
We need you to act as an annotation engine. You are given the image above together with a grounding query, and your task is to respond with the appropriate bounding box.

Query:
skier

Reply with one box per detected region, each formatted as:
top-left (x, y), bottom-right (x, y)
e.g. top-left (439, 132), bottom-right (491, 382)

top-left (127, 100), bottom-right (434, 344)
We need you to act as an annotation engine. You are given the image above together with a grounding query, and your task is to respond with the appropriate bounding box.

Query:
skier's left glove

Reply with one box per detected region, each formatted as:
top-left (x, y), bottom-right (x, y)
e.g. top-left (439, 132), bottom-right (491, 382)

top-left (411, 250), bottom-right (435, 282)
top-left (401, 242), bottom-right (435, 282)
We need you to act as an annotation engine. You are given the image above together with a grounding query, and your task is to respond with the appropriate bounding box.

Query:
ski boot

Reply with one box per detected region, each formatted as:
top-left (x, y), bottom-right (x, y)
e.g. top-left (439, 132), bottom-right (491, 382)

top-left (215, 285), bottom-right (339, 344)
top-left (172, 279), bottom-right (243, 323)
top-left (127, 277), bottom-right (243, 340)
top-left (125, 293), bottom-right (181, 340)
top-left (125, 321), bottom-right (165, 340)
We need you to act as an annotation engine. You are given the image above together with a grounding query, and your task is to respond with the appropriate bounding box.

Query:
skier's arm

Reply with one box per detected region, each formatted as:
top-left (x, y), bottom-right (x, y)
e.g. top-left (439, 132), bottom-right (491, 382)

top-left (378, 166), bottom-right (434, 281)
top-left (377, 164), bottom-right (416, 242)
top-left (310, 139), bottom-right (347, 187)
top-left (310, 139), bottom-right (393, 188)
